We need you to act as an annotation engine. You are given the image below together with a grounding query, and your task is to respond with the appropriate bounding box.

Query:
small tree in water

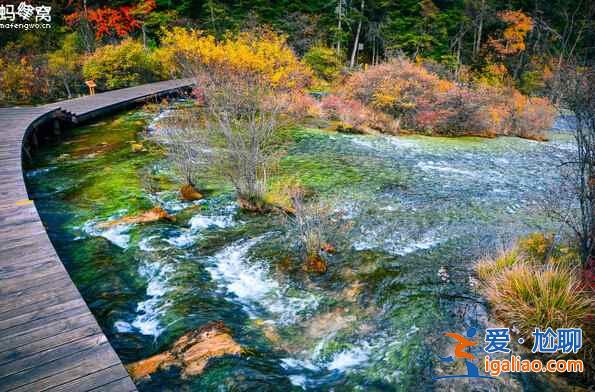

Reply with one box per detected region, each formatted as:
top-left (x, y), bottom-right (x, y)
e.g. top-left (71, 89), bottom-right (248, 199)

top-left (193, 65), bottom-right (286, 211)
top-left (153, 106), bottom-right (207, 200)
top-left (284, 187), bottom-right (339, 273)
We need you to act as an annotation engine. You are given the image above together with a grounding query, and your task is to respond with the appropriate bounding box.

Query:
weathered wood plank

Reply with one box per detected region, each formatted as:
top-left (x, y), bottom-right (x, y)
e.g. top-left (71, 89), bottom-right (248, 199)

top-left (45, 365), bottom-right (134, 392)
top-left (0, 295), bottom-right (85, 330)
top-left (0, 304), bottom-right (89, 341)
top-left (0, 322), bottom-right (101, 365)
top-left (2, 342), bottom-right (119, 391)
top-left (0, 312), bottom-right (98, 353)
top-left (0, 333), bottom-right (107, 378)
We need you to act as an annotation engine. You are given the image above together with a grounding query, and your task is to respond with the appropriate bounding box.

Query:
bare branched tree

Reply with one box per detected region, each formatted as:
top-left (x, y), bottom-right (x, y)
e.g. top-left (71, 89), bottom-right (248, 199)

top-left (555, 63), bottom-right (595, 265)
top-left (283, 187), bottom-right (344, 272)
top-left (192, 65), bottom-right (286, 211)
top-left (153, 107), bottom-right (208, 189)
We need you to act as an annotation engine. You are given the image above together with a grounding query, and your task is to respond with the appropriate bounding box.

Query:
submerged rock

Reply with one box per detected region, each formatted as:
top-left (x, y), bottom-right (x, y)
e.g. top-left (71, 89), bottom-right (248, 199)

top-left (180, 184), bottom-right (203, 201)
top-left (126, 352), bottom-right (175, 380)
top-left (98, 207), bottom-right (175, 228)
top-left (126, 321), bottom-right (243, 381)
top-left (303, 253), bottom-right (327, 273)
top-left (305, 308), bottom-right (355, 339)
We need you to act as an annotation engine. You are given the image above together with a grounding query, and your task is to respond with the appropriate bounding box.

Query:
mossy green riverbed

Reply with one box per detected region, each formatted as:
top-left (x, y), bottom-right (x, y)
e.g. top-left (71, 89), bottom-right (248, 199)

top-left (25, 107), bottom-right (575, 391)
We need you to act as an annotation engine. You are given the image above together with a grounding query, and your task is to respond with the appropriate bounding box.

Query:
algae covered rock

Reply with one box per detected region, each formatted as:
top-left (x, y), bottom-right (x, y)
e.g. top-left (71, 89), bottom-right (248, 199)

top-left (126, 321), bottom-right (243, 381)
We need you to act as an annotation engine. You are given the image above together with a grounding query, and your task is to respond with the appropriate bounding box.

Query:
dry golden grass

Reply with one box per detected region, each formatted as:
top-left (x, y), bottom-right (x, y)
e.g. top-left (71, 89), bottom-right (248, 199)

top-left (485, 264), bottom-right (592, 337)
top-left (475, 233), bottom-right (593, 356)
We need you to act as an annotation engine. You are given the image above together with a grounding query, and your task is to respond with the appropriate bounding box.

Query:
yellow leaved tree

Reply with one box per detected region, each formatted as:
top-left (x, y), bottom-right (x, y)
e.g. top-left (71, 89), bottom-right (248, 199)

top-left (155, 27), bottom-right (313, 90)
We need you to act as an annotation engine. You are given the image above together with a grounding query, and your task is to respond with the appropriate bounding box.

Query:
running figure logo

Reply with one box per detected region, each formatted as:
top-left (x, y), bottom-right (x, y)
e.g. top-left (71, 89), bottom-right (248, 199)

top-left (433, 327), bottom-right (494, 380)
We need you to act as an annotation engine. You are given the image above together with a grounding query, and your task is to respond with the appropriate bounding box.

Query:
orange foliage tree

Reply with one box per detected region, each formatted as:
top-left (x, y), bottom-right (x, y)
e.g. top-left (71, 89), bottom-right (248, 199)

top-left (0, 57), bottom-right (47, 105)
top-left (66, 0), bottom-right (156, 40)
top-left (489, 11), bottom-right (533, 56)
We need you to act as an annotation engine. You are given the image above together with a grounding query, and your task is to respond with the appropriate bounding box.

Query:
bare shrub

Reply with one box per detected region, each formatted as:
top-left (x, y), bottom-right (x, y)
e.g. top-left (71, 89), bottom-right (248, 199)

top-left (284, 187), bottom-right (339, 272)
top-left (193, 66), bottom-right (287, 211)
top-left (555, 64), bottom-right (595, 265)
top-left (153, 107), bottom-right (207, 189)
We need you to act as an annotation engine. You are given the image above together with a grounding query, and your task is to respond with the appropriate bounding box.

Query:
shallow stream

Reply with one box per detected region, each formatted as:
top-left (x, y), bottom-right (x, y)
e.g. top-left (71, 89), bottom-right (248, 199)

top-left (25, 107), bottom-right (575, 391)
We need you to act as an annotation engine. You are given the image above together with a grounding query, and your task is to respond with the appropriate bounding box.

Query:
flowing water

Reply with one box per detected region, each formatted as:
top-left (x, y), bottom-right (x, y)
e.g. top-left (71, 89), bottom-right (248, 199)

top-left (25, 107), bottom-right (576, 391)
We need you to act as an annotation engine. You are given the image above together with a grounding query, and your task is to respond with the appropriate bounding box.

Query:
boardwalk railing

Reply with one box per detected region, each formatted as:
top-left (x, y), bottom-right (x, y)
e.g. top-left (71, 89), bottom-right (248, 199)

top-left (0, 79), bottom-right (194, 392)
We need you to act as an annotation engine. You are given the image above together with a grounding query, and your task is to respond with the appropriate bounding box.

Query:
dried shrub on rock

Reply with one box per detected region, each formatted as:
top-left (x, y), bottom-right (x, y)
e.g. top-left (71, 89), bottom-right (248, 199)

top-left (152, 107), bottom-right (208, 198)
top-left (192, 65), bottom-right (289, 211)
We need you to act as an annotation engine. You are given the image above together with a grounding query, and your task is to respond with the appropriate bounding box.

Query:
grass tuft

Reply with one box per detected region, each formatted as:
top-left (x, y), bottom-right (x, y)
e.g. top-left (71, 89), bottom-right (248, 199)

top-left (475, 233), bottom-right (593, 356)
top-left (485, 264), bottom-right (592, 337)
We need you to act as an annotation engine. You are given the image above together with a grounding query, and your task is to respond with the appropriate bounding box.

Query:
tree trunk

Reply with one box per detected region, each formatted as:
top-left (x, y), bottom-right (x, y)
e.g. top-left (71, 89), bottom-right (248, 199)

top-left (142, 25), bottom-right (147, 48)
top-left (372, 36), bottom-right (376, 65)
top-left (63, 78), bottom-right (72, 99)
top-left (336, 0), bottom-right (342, 56)
top-left (473, 0), bottom-right (485, 58)
top-left (350, 0), bottom-right (365, 68)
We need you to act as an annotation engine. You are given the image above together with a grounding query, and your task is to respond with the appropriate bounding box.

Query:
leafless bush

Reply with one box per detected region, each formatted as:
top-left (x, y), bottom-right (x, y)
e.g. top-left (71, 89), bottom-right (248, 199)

top-left (192, 65), bottom-right (287, 210)
top-left (555, 64), bottom-right (595, 265)
top-left (288, 187), bottom-right (329, 256)
top-left (153, 108), bottom-right (208, 188)
top-left (283, 187), bottom-right (345, 272)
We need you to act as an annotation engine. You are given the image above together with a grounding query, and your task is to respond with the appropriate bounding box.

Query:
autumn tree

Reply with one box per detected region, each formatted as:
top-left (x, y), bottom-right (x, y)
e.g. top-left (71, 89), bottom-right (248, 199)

top-left (82, 39), bottom-right (160, 90)
top-left (155, 28), bottom-right (313, 89)
top-left (47, 34), bottom-right (82, 99)
top-left (66, 1), bottom-right (155, 43)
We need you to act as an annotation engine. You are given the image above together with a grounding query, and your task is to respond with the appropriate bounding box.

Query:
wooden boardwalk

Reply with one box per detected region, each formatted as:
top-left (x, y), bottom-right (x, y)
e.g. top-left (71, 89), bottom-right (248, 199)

top-left (0, 79), bottom-right (194, 392)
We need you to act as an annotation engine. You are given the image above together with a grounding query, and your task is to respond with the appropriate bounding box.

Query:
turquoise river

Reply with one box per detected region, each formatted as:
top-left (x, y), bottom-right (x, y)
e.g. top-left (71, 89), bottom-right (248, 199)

top-left (25, 106), bottom-right (577, 391)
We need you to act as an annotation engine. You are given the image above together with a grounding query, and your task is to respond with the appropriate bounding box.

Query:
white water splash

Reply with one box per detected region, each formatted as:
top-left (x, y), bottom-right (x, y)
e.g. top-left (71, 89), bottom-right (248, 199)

top-left (165, 230), bottom-right (197, 248)
top-left (353, 227), bottom-right (442, 256)
top-left (327, 345), bottom-right (371, 371)
top-left (146, 109), bottom-right (174, 134)
top-left (139, 235), bottom-right (161, 252)
top-left (288, 375), bottom-right (308, 389)
top-left (189, 213), bottom-right (235, 230)
top-left (416, 161), bottom-right (475, 177)
top-left (114, 320), bottom-right (134, 333)
top-left (282, 337), bottom-right (380, 389)
top-left (82, 218), bottom-right (131, 249)
top-left (394, 235), bottom-right (441, 256)
top-left (131, 258), bottom-right (174, 337)
top-left (350, 135), bottom-right (418, 152)
top-left (207, 236), bottom-right (320, 325)
top-left (26, 167), bottom-right (55, 178)
top-left (147, 191), bottom-right (203, 213)
top-left (166, 208), bottom-right (237, 248)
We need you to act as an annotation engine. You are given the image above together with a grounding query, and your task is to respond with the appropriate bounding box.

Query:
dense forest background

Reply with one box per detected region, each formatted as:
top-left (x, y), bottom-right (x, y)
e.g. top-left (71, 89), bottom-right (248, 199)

top-left (0, 0), bottom-right (593, 105)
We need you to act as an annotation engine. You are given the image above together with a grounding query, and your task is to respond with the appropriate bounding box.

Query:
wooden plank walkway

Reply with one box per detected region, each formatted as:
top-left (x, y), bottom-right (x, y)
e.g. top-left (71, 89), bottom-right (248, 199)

top-left (0, 79), bottom-right (194, 392)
